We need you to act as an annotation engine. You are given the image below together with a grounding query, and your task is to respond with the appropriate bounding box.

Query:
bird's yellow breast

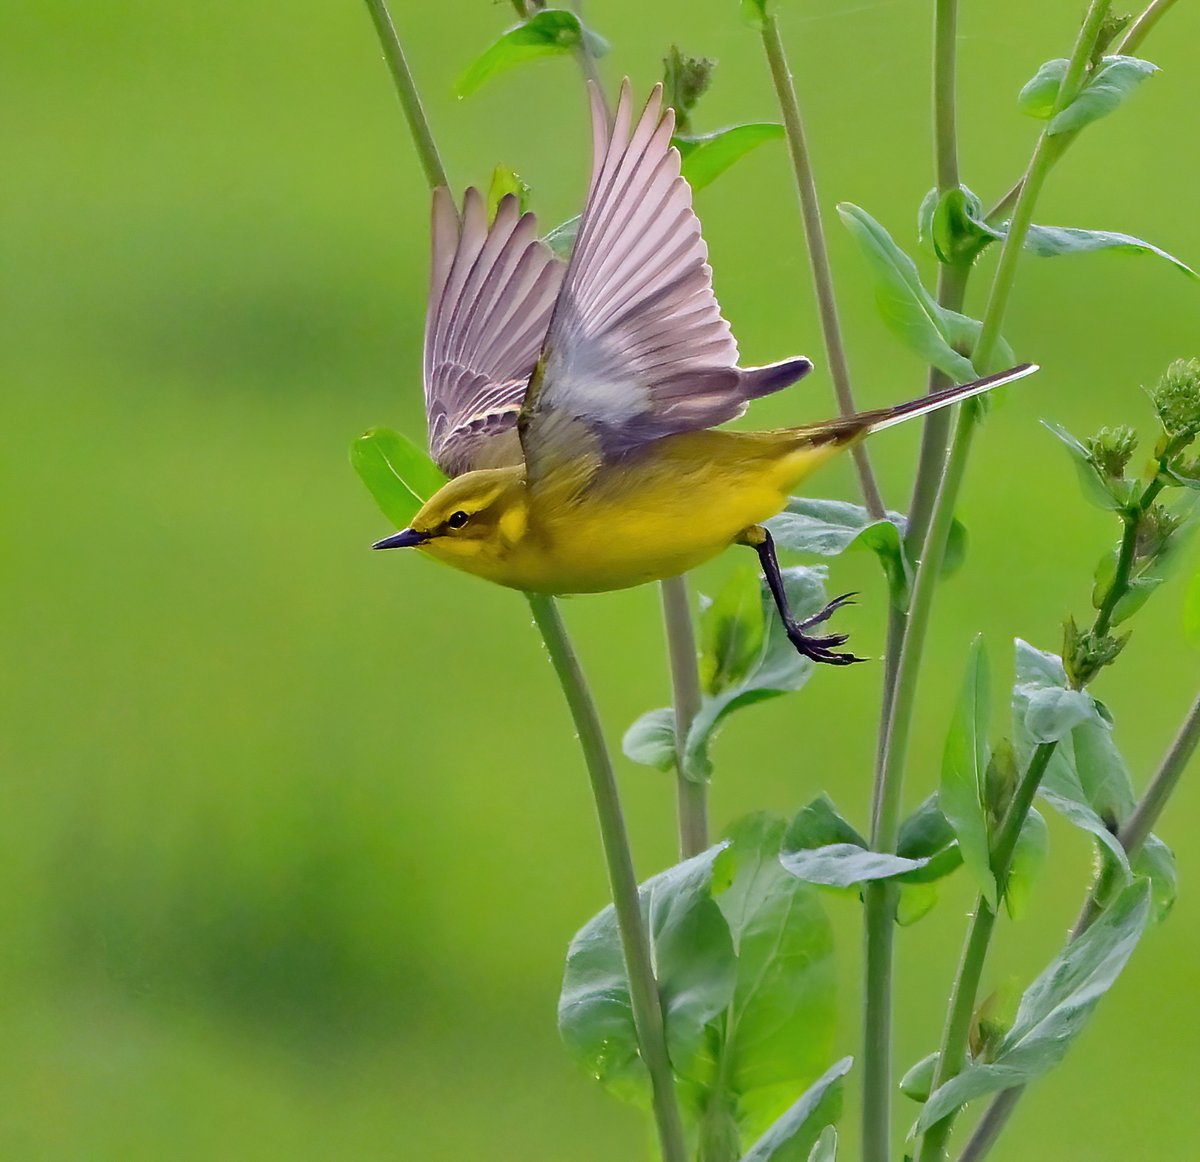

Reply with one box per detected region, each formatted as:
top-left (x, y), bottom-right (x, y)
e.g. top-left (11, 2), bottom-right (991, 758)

top-left (422, 429), bottom-right (843, 594)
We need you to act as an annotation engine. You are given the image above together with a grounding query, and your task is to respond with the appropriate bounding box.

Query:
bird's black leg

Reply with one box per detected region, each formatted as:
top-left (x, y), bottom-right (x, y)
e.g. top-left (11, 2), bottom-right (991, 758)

top-left (739, 525), bottom-right (865, 666)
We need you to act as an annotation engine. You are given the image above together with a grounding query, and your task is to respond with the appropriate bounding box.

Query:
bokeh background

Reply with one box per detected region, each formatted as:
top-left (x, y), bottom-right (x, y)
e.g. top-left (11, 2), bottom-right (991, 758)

top-left (4, 1), bottom-right (1199, 1158)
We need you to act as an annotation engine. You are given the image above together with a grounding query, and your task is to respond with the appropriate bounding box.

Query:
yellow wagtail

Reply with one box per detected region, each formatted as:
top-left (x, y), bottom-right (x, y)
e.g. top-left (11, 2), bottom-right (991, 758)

top-left (373, 81), bottom-right (1037, 664)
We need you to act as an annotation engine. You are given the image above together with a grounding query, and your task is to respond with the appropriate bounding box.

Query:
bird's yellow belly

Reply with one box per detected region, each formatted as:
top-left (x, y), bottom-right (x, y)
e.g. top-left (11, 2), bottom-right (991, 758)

top-left (469, 431), bottom-right (833, 594)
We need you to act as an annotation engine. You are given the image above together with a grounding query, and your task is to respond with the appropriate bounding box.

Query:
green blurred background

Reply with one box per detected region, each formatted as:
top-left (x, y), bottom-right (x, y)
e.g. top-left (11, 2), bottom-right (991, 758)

top-left (4, 1), bottom-right (1198, 1158)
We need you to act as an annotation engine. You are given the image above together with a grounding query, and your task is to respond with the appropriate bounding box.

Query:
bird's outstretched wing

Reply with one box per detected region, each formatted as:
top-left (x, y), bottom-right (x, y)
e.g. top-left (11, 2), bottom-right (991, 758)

top-left (518, 80), bottom-right (811, 485)
top-left (424, 186), bottom-right (565, 477)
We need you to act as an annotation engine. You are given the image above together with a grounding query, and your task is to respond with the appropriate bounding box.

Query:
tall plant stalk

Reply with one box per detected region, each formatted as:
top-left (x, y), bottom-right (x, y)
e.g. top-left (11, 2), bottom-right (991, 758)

top-left (528, 596), bottom-right (689, 1162)
top-left (359, 5), bottom-right (688, 1159)
top-left (959, 686), bottom-right (1200, 1162)
top-left (759, 11), bottom-right (886, 521)
top-left (865, 2), bottom-right (1116, 1155)
top-left (563, 32), bottom-right (706, 859)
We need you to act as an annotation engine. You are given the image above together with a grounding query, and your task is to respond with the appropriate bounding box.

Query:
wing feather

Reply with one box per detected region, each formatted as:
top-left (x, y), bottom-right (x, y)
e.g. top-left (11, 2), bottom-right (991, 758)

top-left (423, 187), bottom-right (565, 476)
top-left (519, 80), bottom-right (811, 480)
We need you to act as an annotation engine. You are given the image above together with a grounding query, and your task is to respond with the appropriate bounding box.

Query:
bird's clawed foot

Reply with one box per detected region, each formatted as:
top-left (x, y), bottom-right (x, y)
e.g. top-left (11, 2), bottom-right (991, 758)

top-left (785, 592), bottom-right (865, 666)
top-left (739, 522), bottom-right (869, 667)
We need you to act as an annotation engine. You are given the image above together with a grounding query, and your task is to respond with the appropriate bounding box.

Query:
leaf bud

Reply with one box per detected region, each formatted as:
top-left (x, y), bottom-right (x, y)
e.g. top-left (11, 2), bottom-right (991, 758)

top-left (1149, 358), bottom-right (1200, 440)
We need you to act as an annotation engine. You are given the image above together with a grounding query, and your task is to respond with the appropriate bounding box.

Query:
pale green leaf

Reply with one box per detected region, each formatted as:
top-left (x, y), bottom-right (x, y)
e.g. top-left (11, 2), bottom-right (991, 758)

top-left (941, 636), bottom-right (996, 907)
top-left (1048, 55), bottom-right (1159, 136)
top-left (456, 10), bottom-right (608, 99)
top-left (350, 427), bottom-right (447, 528)
top-left (675, 123), bottom-right (784, 191)
top-left (622, 707), bottom-right (676, 772)
top-left (916, 881), bottom-right (1151, 1131)
top-left (740, 1057), bottom-right (852, 1162)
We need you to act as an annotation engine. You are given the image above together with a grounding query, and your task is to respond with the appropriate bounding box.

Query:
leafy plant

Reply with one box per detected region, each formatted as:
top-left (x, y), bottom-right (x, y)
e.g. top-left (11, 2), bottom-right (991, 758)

top-left (354, 2), bottom-right (1200, 1161)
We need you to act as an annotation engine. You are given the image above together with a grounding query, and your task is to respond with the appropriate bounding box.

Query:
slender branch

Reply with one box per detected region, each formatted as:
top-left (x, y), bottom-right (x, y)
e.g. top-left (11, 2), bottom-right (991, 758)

top-left (528, 597), bottom-right (689, 1162)
top-left (986, 0), bottom-right (1173, 224)
top-left (359, 8), bottom-right (687, 1158)
top-left (562, 17), bottom-right (703, 861)
top-left (914, 742), bottom-right (1057, 1162)
top-left (1118, 0), bottom-right (1180, 52)
top-left (863, 6), bottom-right (966, 1148)
top-left (361, 0), bottom-right (451, 190)
top-left (759, 12), bottom-right (886, 520)
top-left (1114, 687), bottom-right (1200, 858)
top-left (662, 576), bottom-right (709, 857)
top-left (860, 880), bottom-right (897, 1162)
top-left (961, 687), bottom-right (1200, 1162)
top-left (868, 8), bottom-right (1114, 1154)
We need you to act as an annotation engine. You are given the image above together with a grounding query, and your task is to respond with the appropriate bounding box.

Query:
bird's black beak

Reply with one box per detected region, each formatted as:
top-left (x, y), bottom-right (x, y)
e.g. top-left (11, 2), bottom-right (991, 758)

top-left (372, 528), bottom-right (430, 550)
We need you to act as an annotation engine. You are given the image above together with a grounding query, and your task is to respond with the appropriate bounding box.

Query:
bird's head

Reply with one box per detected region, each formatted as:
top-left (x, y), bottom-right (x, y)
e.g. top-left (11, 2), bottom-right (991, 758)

top-left (372, 467), bottom-right (526, 566)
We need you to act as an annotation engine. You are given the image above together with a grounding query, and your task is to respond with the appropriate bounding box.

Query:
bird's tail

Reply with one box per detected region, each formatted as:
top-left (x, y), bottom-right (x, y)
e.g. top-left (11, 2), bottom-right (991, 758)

top-left (800, 362), bottom-right (1039, 445)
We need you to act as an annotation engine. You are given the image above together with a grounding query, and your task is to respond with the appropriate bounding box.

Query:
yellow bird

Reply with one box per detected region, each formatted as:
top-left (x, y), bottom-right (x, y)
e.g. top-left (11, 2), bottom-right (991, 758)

top-left (373, 81), bottom-right (1037, 664)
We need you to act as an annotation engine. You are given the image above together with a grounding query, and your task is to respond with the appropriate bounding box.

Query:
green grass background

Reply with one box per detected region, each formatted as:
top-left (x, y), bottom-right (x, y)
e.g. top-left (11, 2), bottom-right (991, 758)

top-left (4, 1), bottom-right (1199, 1158)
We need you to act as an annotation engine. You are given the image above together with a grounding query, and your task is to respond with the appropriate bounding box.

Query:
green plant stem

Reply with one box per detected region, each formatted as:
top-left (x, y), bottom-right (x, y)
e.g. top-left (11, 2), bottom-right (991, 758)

top-left (361, 0), bottom-right (451, 190)
top-left (661, 575), bottom-right (708, 858)
top-left (563, 20), bottom-right (700, 861)
top-left (878, 0), bottom-right (970, 769)
top-left (1118, 0), bottom-right (1179, 52)
top-left (860, 879), bottom-right (897, 1162)
top-left (867, 9), bottom-right (1113, 1152)
top-left (986, 0), bottom-right (1171, 223)
top-left (360, 9), bottom-right (686, 1158)
top-left (527, 595), bottom-right (689, 1162)
top-left (759, 12), bottom-right (885, 520)
top-left (961, 686), bottom-right (1200, 1162)
top-left (915, 742), bottom-right (1057, 1162)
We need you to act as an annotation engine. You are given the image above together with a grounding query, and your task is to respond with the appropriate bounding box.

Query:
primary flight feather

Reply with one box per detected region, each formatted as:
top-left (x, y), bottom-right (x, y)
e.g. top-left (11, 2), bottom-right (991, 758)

top-left (374, 80), bottom-right (1037, 664)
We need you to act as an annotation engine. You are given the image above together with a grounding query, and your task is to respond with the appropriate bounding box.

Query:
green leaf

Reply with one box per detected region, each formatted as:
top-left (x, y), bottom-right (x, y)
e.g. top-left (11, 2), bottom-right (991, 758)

top-left (767, 497), bottom-right (910, 608)
top-left (715, 814), bottom-right (837, 1136)
top-left (700, 566), bottom-right (768, 695)
top-left (897, 795), bottom-right (957, 860)
top-left (785, 796), bottom-right (868, 851)
top-left (1043, 421), bottom-right (1131, 510)
top-left (896, 796), bottom-right (963, 900)
top-left (740, 0), bottom-right (771, 31)
top-left (486, 165), bottom-right (530, 221)
top-left (350, 427), bottom-right (447, 528)
top-left (455, 9), bottom-right (609, 99)
top-left (543, 214), bottom-right (579, 259)
top-left (808, 1126), bottom-right (838, 1162)
top-left (1135, 834), bottom-right (1177, 923)
top-left (1021, 224), bottom-right (1197, 278)
top-left (622, 707), bottom-right (677, 772)
top-left (941, 636), bottom-right (996, 908)
top-left (896, 883), bottom-right (941, 926)
top-left (767, 498), bottom-right (970, 606)
top-left (559, 844), bottom-right (736, 1102)
top-left (1005, 807), bottom-right (1049, 921)
top-left (1048, 55), bottom-right (1159, 136)
top-left (1018, 58), bottom-right (1069, 119)
top-left (675, 123), bottom-right (785, 192)
top-left (899, 1051), bottom-right (939, 1102)
top-left (1012, 640), bottom-right (1099, 744)
top-left (740, 1057), bottom-right (853, 1162)
top-left (780, 844), bottom-right (929, 889)
top-left (919, 186), bottom-right (1001, 266)
top-left (682, 568), bottom-right (825, 781)
top-left (915, 881), bottom-right (1152, 1131)
top-left (837, 203), bottom-right (980, 383)
top-left (1011, 642), bottom-right (1134, 878)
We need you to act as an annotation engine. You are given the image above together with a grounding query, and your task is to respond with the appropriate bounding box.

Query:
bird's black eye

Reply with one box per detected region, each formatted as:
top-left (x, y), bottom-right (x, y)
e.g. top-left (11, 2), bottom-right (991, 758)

top-left (447, 510), bottom-right (470, 530)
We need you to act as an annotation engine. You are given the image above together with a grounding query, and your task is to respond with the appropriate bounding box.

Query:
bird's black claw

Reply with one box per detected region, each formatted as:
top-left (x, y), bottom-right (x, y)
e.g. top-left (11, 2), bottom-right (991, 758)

top-left (785, 593), bottom-right (866, 666)
top-left (798, 591), bottom-right (858, 631)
